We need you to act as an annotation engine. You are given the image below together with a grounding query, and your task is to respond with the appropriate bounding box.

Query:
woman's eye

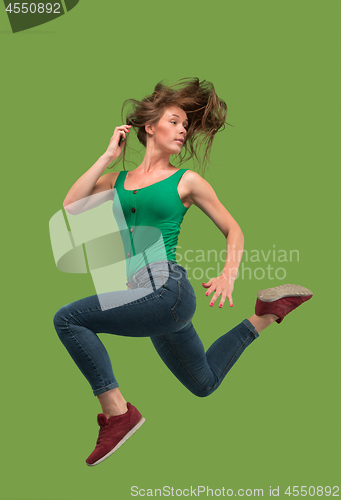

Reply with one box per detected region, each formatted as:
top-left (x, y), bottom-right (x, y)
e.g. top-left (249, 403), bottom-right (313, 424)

top-left (171, 120), bottom-right (188, 131)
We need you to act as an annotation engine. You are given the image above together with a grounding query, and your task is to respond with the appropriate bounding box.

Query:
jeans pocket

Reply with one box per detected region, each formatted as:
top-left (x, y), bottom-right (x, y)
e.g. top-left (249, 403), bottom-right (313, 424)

top-left (171, 280), bottom-right (196, 324)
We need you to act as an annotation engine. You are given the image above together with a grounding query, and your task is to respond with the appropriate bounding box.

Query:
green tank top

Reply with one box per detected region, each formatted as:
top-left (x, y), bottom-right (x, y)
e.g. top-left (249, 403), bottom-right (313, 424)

top-left (112, 169), bottom-right (190, 280)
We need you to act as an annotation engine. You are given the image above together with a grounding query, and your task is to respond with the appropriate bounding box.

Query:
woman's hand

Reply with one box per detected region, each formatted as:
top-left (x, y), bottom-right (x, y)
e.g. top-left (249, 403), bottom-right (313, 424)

top-left (105, 125), bottom-right (132, 160)
top-left (202, 274), bottom-right (235, 308)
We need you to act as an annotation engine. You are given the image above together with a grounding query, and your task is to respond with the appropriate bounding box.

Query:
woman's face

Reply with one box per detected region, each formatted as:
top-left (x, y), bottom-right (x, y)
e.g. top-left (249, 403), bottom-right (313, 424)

top-left (146, 106), bottom-right (189, 155)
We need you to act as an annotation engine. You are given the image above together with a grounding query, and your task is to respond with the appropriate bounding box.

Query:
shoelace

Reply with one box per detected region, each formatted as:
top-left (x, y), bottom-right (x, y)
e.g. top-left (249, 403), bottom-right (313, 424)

top-left (96, 423), bottom-right (108, 445)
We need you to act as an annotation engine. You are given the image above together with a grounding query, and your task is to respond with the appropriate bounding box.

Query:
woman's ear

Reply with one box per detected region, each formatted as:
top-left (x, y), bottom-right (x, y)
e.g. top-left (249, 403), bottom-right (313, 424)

top-left (145, 122), bottom-right (153, 137)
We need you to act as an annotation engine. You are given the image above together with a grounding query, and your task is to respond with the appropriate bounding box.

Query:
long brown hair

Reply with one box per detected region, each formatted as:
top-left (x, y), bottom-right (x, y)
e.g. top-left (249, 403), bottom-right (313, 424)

top-left (111, 77), bottom-right (230, 175)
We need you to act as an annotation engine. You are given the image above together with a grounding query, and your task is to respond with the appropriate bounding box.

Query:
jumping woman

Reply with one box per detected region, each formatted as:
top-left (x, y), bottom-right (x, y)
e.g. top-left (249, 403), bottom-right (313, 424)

top-left (53, 78), bottom-right (313, 466)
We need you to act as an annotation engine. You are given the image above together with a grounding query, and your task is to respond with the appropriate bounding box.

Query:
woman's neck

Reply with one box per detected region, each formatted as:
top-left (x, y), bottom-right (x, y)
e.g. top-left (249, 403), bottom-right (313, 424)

top-left (137, 144), bottom-right (174, 174)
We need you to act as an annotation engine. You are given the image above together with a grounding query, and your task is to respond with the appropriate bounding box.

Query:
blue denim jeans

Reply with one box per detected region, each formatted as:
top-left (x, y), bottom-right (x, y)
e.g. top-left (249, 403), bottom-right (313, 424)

top-left (53, 261), bottom-right (259, 397)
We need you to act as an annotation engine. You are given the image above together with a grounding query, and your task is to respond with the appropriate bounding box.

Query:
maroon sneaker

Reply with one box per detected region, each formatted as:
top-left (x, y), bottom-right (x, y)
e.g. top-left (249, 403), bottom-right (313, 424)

top-left (86, 402), bottom-right (145, 466)
top-left (255, 284), bottom-right (313, 324)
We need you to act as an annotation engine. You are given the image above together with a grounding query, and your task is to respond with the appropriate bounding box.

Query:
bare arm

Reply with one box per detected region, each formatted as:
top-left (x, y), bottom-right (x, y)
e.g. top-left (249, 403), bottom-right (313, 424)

top-left (186, 171), bottom-right (244, 308)
top-left (63, 125), bottom-right (131, 214)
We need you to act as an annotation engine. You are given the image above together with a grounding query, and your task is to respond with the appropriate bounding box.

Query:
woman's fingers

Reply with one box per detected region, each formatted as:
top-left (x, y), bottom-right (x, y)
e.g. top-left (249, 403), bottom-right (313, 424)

top-left (209, 291), bottom-right (223, 307)
top-left (115, 125), bottom-right (132, 144)
top-left (117, 130), bottom-right (127, 145)
top-left (202, 280), bottom-right (213, 288)
top-left (226, 293), bottom-right (233, 308)
top-left (210, 292), bottom-right (233, 309)
top-left (203, 278), bottom-right (234, 309)
top-left (106, 125), bottom-right (132, 159)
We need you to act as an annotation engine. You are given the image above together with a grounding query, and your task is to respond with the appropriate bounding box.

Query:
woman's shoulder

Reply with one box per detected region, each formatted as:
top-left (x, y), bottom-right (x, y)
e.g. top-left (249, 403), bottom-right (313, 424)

top-left (178, 169), bottom-right (208, 206)
top-left (108, 171), bottom-right (124, 189)
top-left (180, 169), bottom-right (204, 188)
top-left (180, 169), bottom-right (218, 202)
top-left (181, 169), bottom-right (202, 179)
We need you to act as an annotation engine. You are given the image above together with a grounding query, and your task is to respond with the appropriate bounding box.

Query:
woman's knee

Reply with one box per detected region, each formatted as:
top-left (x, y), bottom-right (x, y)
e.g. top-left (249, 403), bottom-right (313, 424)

top-left (189, 385), bottom-right (215, 398)
top-left (53, 305), bottom-right (70, 334)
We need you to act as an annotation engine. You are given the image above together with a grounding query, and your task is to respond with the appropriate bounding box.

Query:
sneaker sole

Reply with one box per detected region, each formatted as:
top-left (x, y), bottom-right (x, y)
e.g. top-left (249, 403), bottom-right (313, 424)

top-left (257, 284), bottom-right (313, 303)
top-left (86, 417), bottom-right (146, 467)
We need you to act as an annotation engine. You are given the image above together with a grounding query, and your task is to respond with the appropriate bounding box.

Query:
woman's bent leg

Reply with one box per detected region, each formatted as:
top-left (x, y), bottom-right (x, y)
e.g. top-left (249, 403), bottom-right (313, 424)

top-left (53, 294), bottom-right (120, 397)
top-left (150, 319), bottom-right (259, 397)
top-left (52, 287), bottom-right (169, 467)
top-left (53, 284), bottom-right (173, 396)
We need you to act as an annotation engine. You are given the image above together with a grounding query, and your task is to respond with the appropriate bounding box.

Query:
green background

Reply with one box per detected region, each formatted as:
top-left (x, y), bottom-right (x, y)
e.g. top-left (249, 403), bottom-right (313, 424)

top-left (1, 1), bottom-right (339, 499)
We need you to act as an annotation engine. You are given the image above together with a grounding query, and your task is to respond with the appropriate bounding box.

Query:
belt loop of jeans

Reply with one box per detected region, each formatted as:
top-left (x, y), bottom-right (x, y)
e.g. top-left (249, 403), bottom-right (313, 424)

top-left (168, 261), bottom-right (188, 281)
top-left (147, 263), bottom-right (157, 293)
